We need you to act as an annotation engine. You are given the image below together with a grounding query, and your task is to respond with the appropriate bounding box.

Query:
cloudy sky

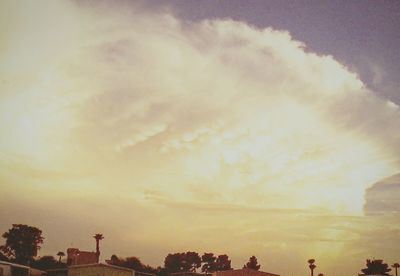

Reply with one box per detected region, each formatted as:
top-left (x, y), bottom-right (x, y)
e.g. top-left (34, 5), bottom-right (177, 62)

top-left (1, 1), bottom-right (399, 275)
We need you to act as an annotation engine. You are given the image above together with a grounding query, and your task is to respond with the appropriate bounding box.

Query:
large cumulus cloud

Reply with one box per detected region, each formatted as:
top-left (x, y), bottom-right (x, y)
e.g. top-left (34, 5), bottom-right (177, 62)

top-left (1, 1), bottom-right (400, 275)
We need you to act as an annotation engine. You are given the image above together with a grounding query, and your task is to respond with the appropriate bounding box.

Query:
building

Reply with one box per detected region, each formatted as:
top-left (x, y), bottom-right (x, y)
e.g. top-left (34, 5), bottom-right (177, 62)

top-left (0, 261), bottom-right (29, 276)
top-left (46, 268), bottom-right (68, 276)
top-left (66, 248), bottom-right (98, 266)
top-left (213, 269), bottom-right (279, 276)
top-left (68, 263), bottom-right (135, 276)
top-left (66, 233), bottom-right (104, 266)
top-left (169, 272), bottom-right (205, 276)
top-left (30, 268), bottom-right (47, 276)
top-left (46, 263), bottom-right (156, 276)
top-left (0, 261), bottom-right (46, 276)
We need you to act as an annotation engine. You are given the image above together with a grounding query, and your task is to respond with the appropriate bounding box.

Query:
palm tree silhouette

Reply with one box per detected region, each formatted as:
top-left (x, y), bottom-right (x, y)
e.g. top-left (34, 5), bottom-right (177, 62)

top-left (93, 234), bottom-right (104, 263)
top-left (56, 251), bottom-right (65, 262)
top-left (393, 263), bottom-right (400, 276)
top-left (360, 259), bottom-right (391, 276)
top-left (308, 259), bottom-right (316, 276)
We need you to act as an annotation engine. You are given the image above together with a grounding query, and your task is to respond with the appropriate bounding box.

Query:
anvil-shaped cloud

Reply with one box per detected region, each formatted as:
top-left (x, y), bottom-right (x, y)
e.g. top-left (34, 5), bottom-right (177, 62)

top-left (1, 1), bottom-right (400, 275)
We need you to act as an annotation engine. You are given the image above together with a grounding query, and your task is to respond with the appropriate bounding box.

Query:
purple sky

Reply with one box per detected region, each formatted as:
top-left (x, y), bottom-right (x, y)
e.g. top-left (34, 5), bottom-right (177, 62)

top-left (151, 0), bottom-right (400, 103)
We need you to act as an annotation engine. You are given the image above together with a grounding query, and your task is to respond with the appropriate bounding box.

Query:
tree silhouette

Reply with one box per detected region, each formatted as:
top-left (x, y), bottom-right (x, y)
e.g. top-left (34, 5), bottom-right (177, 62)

top-left (0, 251), bottom-right (9, 262)
top-left (93, 233), bottom-right (104, 262)
top-left (164, 252), bottom-right (201, 273)
top-left (215, 254), bottom-right (232, 271)
top-left (308, 259), bottom-right (316, 276)
top-left (243, 256), bottom-right (260, 270)
top-left (183, 252), bottom-right (202, 272)
top-left (202, 253), bottom-right (217, 273)
top-left (393, 263), bottom-right (399, 276)
top-left (359, 259), bottom-right (391, 276)
top-left (0, 224), bottom-right (44, 265)
top-left (124, 256), bottom-right (145, 271)
top-left (108, 254), bottom-right (123, 266)
top-left (164, 253), bottom-right (184, 273)
top-left (31, 255), bottom-right (67, 271)
top-left (107, 255), bottom-right (157, 273)
top-left (56, 251), bottom-right (65, 262)
top-left (108, 255), bottom-right (144, 270)
top-left (93, 234), bottom-right (104, 250)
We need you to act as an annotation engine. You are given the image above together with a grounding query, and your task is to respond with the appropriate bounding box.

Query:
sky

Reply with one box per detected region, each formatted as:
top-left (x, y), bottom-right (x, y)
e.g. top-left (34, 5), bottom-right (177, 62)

top-left (0, 1), bottom-right (399, 276)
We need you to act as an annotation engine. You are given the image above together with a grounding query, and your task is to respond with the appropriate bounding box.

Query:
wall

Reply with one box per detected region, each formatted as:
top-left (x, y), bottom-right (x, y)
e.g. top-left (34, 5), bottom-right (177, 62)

top-left (67, 248), bottom-right (98, 266)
